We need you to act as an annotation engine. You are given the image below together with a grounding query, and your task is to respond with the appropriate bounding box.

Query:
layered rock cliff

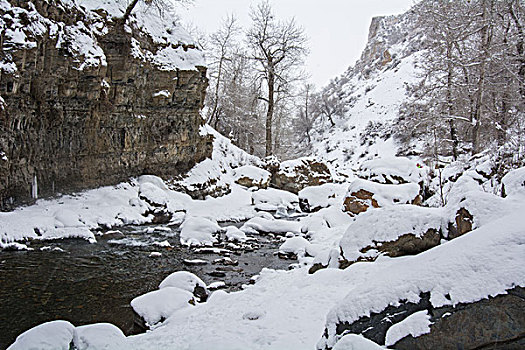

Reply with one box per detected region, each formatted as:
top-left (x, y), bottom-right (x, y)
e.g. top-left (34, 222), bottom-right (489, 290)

top-left (0, 0), bottom-right (212, 209)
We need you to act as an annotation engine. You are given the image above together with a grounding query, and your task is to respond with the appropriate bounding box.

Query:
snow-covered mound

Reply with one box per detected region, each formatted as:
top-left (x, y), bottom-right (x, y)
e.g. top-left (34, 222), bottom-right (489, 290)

top-left (179, 216), bottom-right (221, 247)
top-left (174, 125), bottom-right (263, 198)
top-left (251, 188), bottom-right (299, 212)
top-left (298, 183), bottom-right (347, 212)
top-left (357, 157), bottom-right (426, 184)
top-left (130, 287), bottom-right (196, 327)
top-left (7, 320), bottom-right (77, 350)
top-left (345, 178), bottom-right (421, 207)
top-left (339, 205), bottom-right (444, 262)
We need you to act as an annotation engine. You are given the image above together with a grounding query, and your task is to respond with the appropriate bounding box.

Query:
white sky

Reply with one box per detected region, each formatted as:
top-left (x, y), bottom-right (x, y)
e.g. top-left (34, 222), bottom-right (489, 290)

top-left (179, 0), bottom-right (415, 87)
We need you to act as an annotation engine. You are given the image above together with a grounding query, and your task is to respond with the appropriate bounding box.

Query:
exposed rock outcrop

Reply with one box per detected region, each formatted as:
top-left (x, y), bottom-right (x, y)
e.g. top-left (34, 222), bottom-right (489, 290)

top-left (267, 157), bottom-right (332, 194)
top-left (323, 287), bottom-right (525, 350)
top-left (0, 1), bottom-right (212, 209)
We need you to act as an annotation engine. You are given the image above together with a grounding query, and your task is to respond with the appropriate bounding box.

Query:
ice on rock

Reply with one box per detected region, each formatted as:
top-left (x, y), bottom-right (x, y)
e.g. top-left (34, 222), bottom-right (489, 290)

top-left (74, 323), bottom-right (126, 350)
top-left (130, 287), bottom-right (195, 327)
top-left (7, 320), bottom-right (76, 350)
top-left (179, 216), bottom-right (221, 246)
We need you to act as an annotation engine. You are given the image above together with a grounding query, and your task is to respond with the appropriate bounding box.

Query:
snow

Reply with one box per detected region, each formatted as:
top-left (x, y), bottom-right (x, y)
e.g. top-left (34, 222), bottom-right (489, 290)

top-left (7, 320), bottom-right (76, 350)
top-left (332, 334), bottom-right (384, 350)
top-left (0, 0), bottom-right (205, 73)
top-left (153, 90), bottom-right (171, 98)
top-left (240, 216), bottom-right (302, 236)
top-left (502, 166), bottom-right (525, 197)
top-left (340, 205), bottom-right (444, 261)
top-left (357, 157), bottom-right (425, 184)
top-left (159, 271), bottom-right (207, 294)
top-left (385, 310), bottom-right (431, 347)
top-left (225, 226), bottom-right (248, 242)
top-left (130, 287), bottom-right (195, 327)
top-left (179, 216), bottom-right (221, 246)
top-left (252, 188), bottom-right (299, 211)
top-left (321, 199), bottom-right (525, 348)
top-left (75, 323), bottom-right (126, 350)
top-left (279, 236), bottom-right (314, 256)
top-left (298, 183), bottom-right (347, 211)
top-left (346, 178), bottom-right (420, 207)
top-left (233, 165), bottom-right (271, 187)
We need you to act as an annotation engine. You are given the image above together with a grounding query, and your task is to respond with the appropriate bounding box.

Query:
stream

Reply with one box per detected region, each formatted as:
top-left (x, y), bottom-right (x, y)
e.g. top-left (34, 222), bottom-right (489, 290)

top-left (0, 222), bottom-right (294, 349)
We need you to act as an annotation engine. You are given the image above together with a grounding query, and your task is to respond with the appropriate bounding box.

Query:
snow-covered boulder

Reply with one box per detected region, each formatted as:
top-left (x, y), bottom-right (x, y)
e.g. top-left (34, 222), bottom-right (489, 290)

top-left (240, 216), bottom-right (302, 236)
top-left (74, 323), bottom-right (126, 350)
top-left (224, 226), bottom-right (248, 242)
top-left (501, 167), bottom-right (525, 197)
top-left (342, 178), bottom-right (421, 216)
top-left (357, 156), bottom-right (425, 185)
top-left (7, 320), bottom-right (76, 350)
top-left (130, 287), bottom-right (195, 328)
top-left (233, 165), bottom-right (271, 189)
top-left (278, 236), bottom-right (312, 258)
top-left (251, 188), bottom-right (299, 212)
top-left (298, 183), bottom-right (347, 212)
top-left (269, 157), bottom-right (332, 194)
top-left (319, 204), bottom-right (525, 349)
top-left (331, 334), bottom-right (384, 350)
top-left (340, 205), bottom-right (444, 264)
top-left (159, 271), bottom-right (208, 302)
top-left (179, 216), bottom-right (221, 246)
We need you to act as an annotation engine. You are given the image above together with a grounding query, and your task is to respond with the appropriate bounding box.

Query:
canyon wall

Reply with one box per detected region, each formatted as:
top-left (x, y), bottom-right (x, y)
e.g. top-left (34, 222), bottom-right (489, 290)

top-left (0, 0), bottom-right (212, 209)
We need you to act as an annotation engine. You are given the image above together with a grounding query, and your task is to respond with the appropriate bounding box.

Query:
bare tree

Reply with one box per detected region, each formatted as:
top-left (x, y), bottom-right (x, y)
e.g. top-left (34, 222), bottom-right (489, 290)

top-left (246, 1), bottom-right (308, 157)
top-left (206, 15), bottom-right (240, 128)
top-left (121, 0), bottom-right (192, 23)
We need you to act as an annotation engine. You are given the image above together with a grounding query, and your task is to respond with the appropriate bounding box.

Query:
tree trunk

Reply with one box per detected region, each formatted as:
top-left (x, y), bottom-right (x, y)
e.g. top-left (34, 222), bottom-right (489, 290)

top-left (265, 65), bottom-right (275, 157)
top-left (471, 0), bottom-right (492, 155)
top-left (446, 43), bottom-right (458, 160)
top-left (121, 0), bottom-right (140, 24)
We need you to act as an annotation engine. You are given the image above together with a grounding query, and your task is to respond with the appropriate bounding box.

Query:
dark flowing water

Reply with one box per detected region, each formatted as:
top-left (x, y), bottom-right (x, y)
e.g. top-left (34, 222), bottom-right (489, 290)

top-left (0, 224), bottom-right (292, 349)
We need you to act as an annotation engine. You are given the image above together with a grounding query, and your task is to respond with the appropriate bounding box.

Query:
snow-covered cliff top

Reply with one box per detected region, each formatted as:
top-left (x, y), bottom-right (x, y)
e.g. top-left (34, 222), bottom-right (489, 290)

top-left (0, 0), bottom-right (205, 73)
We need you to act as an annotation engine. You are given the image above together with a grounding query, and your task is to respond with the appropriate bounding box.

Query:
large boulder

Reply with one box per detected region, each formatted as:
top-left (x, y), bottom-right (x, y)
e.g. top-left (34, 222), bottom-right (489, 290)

top-left (268, 157), bottom-right (332, 194)
top-left (251, 188), bottom-right (299, 212)
top-left (130, 287), bottom-right (195, 329)
top-left (501, 166), bottom-right (525, 197)
top-left (159, 271), bottom-right (209, 302)
top-left (357, 157), bottom-right (425, 185)
top-left (393, 287), bottom-right (525, 350)
top-left (233, 165), bottom-right (271, 189)
top-left (319, 207), bottom-right (525, 350)
top-left (339, 205), bottom-right (443, 265)
top-left (298, 183), bottom-right (347, 213)
top-left (342, 179), bottom-right (421, 216)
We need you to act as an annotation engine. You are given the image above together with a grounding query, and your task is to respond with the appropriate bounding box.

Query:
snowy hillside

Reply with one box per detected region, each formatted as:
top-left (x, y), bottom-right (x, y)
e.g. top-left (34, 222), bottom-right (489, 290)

top-left (310, 10), bottom-right (425, 178)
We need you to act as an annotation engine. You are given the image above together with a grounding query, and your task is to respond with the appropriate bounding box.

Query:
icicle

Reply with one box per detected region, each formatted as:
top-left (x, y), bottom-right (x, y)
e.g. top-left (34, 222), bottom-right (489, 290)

top-left (31, 174), bottom-right (38, 199)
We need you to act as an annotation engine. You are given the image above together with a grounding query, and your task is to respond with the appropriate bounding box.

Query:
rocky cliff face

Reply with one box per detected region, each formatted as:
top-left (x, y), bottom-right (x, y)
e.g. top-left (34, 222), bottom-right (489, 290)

top-left (0, 0), bottom-right (212, 209)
